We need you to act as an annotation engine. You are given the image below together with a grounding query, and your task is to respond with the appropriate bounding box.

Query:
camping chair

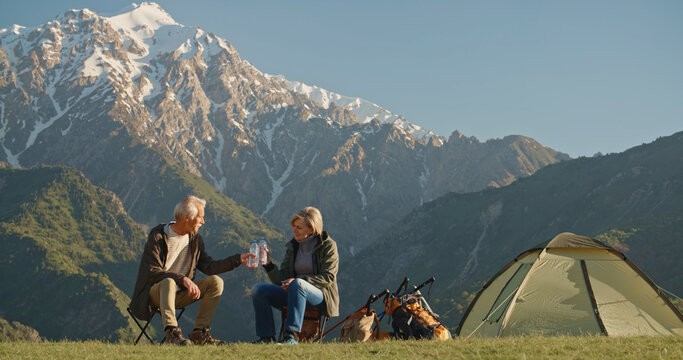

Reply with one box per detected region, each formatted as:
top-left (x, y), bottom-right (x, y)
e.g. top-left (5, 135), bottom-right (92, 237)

top-left (278, 305), bottom-right (328, 343)
top-left (127, 306), bottom-right (186, 345)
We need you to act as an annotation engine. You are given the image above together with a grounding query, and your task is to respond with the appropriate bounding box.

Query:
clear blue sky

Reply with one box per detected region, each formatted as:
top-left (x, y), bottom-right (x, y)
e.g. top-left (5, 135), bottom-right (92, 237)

top-left (2, 0), bottom-right (682, 157)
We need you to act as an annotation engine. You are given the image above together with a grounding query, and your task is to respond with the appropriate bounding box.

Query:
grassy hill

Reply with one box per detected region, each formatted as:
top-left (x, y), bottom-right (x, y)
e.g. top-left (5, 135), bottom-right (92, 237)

top-left (0, 165), bottom-right (284, 342)
top-left (0, 165), bottom-right (146, 341)
top-left (342, 131), bottom-right (683, 329)
top-left (0, 318), bottom-right (44, 342)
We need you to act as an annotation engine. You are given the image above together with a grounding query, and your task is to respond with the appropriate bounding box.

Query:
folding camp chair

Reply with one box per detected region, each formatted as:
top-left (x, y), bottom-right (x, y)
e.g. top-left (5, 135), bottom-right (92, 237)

top-left (279, 305), bottom-right (328, 343)
top-left (127, 306), bottom-right (186, 345)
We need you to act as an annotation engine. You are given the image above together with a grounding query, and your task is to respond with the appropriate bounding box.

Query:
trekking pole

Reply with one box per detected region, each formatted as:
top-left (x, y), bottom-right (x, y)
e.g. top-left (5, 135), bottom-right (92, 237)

top-left (365, 289), bottom-right (390, 315)
top-left (364, 290), bottom-right (389, 341)
top-left (410, 276), bottom-right (436, 300)
top-left (394, 277), bottom-right (410, 296)
top-left (313, 288), bottom-right (390, 341)
top-left (411, 277), bottom-right (435, 294)
top-left (381, 277), bottom-right (411, 327)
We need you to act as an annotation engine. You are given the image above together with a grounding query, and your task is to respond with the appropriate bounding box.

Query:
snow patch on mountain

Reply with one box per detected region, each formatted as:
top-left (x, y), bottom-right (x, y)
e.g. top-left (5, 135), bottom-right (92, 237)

top-left (258, 132), bottom-right (299, 217)
top-left (82, 51), bottom-right (104, 78)
top-left (355, 179), bottom-right (367, 210)
top-left (0, 103), bottom-right (20, 167)
top-left (107, 2), bottom-right (178, 34)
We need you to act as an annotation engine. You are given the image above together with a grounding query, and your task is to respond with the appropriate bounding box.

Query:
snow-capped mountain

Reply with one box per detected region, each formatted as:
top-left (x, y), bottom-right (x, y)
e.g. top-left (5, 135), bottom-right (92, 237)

top-left (269, 74), bottom-right (440, 142)
top-left (0, 2), bottom-right (569, 254)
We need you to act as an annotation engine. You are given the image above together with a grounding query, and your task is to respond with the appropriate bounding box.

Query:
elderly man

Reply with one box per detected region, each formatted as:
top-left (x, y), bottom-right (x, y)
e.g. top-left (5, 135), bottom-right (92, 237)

top-left (130, 196), bottom-right (254, 345)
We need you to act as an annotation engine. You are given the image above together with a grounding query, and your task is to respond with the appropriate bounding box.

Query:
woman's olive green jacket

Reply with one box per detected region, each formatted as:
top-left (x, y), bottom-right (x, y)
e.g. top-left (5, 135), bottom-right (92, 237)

top-left (265, 231), bottom-right (339, 317)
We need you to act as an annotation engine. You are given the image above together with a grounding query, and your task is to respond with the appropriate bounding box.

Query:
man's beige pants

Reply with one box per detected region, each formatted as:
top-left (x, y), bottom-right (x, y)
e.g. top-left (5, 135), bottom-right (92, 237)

top-left (149, 275), bottom-right (224, 329)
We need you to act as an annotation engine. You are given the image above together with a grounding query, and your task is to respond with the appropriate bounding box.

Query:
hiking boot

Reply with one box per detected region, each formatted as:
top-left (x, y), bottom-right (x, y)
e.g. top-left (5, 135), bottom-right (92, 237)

top-left (189, 328), bottom-right (226, 345)
top-left (278, 331), bottom-right (299, 345)
top-left (164, 326), bottom-right (192, 346)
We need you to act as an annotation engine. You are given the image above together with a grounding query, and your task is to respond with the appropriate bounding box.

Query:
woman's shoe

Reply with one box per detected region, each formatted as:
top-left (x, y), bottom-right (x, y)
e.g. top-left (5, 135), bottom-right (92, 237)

top-left (279, 331), bottom-right (299, 345)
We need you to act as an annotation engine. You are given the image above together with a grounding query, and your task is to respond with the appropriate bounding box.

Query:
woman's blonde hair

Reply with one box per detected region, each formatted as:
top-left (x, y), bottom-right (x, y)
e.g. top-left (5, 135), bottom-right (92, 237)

top-left (290, 206), bottom-right (323, 236)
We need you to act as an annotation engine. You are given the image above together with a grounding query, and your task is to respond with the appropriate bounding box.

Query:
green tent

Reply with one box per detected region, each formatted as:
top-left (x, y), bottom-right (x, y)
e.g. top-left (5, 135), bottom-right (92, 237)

top-left (456, 232), bottom-right (682, 337)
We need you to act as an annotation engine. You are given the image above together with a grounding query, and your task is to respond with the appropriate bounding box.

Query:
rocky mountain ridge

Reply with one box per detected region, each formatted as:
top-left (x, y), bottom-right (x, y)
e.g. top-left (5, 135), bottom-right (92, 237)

top-left (0, 2), bottom-right (568, 253)
top-left (272, 74), bottom-right (438, 142)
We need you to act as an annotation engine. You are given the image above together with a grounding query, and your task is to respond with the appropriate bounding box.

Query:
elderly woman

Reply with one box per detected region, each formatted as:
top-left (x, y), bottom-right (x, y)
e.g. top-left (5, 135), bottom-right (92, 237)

top-left (251, 206), bottom-right (339, 344)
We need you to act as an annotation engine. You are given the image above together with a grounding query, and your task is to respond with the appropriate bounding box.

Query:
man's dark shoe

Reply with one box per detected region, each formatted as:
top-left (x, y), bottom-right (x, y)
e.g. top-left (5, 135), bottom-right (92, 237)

top-left (189, 328), bottom-right (226, 345)
top-left (251, 336), bottom-right (275, 344)
top-left (164, 326), bottom-right (192, 346)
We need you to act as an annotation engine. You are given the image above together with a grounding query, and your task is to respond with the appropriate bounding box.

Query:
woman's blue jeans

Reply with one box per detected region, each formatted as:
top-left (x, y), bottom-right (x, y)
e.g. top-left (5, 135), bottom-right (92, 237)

top-left (251, 278), bottom-right (324, 338)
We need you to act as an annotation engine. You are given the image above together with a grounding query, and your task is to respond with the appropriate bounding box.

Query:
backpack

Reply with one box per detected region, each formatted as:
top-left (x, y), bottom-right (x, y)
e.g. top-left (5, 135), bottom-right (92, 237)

top-left (339, 308), bottom-right (381, 342)
top-left (384, 292), bottom-right (452, 341)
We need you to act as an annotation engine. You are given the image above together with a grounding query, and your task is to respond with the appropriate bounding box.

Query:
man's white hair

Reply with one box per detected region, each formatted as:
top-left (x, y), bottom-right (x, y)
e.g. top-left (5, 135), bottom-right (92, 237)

top-left (174, 195), bottom-right (206, 221)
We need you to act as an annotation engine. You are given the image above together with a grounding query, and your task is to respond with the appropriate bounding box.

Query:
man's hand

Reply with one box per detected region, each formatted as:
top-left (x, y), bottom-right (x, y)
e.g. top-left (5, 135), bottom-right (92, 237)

top-left (281, 278), bottom-right (294, 291)
top-left (240, 253), bottom-right (256, 269)
top-left (182, 277), bottom-right (201, 300)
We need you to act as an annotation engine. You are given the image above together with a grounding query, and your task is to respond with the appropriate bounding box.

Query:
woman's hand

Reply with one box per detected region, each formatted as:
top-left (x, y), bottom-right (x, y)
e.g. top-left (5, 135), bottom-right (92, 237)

top-left (240, 253), bottom-right (256, 269)
top-left (263, 247), bottom-right (271, 265)
top-left (281, 278), bottom-right (294, 291)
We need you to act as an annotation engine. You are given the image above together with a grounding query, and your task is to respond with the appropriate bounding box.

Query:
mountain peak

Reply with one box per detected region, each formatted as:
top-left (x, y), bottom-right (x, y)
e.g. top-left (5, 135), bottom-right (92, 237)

top-left (448, 129), bottom-right (478, 143)
top-left (106, 2), bottom-right (178, 32)
top-left (0, 24), bottom-right (25, 36)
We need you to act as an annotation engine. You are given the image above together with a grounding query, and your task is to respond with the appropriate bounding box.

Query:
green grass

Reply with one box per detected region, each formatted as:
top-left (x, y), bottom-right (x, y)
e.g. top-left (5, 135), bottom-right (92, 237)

top-left (1, 337), bottom-right (681, 359)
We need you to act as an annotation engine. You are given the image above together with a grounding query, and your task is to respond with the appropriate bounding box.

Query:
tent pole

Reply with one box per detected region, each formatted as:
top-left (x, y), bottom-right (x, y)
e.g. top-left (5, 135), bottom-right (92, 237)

top-left (495, 248), bottom-right (546, 336)
top-left (580, 260), bottom-right (608, 336)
